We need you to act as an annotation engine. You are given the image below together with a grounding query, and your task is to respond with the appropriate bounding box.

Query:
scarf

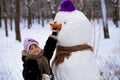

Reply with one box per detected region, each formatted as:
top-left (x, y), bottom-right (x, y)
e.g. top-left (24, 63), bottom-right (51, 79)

top-left (52, 44), bottom-right (93, 66)
top-left (22, 50), bottom-right (51, 75)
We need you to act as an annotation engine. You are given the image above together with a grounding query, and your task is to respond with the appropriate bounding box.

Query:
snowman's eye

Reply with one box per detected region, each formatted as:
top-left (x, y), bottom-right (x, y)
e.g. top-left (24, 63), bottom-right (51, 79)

top-left (64, 22), bottom-right (66, 24)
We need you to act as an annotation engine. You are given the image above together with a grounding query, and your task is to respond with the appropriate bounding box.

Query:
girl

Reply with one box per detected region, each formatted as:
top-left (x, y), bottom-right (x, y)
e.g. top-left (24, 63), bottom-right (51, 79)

top-left (21, 30), bottom-right (58, 80)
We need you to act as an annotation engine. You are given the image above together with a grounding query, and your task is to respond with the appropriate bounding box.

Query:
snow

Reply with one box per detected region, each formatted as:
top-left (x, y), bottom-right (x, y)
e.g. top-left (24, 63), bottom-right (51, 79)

top-left (92, 19), bottom-right (120, 80)
top-left (0, 18), bottom-right (120, 80)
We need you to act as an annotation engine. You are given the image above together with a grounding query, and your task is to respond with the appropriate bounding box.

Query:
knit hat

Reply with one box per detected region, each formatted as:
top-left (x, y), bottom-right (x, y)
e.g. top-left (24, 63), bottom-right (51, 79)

top-left (59, 0), bottom-right (76, 12)
top-left (23, 38), bottom-right (39, 54)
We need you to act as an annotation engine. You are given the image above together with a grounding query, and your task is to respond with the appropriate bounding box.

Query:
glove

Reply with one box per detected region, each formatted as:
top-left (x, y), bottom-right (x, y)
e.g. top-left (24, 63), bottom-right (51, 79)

top-left (52, 30), bottom-right (58, 36)
top-left (50, 31), bottom-right (57, 40)
top-left (42, 74), bottom-right (52, 80)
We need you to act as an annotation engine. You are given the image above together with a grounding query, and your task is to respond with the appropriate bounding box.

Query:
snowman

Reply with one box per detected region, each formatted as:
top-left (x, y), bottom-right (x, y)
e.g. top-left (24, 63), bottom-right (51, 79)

top-left (50, 0), bottom-right (101, 80)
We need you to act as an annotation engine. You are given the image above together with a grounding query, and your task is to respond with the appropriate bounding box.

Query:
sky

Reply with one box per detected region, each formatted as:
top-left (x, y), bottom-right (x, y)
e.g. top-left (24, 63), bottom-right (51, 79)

top-left (0, 19), bottom-right (120, 80)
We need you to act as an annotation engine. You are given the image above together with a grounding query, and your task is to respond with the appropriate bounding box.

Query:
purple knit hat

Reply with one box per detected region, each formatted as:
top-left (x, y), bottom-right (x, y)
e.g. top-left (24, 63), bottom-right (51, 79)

top-left (23, 38), bottom-right (39, 54)
top-left (59, 0), bottom-right (76, 12)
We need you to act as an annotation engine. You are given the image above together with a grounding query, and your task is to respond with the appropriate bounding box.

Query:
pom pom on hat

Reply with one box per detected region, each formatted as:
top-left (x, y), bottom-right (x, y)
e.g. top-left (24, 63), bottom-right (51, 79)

top-left (59, 0), bottom-right (76, 12)
top-left (23, 38), bottom-right (39, 54)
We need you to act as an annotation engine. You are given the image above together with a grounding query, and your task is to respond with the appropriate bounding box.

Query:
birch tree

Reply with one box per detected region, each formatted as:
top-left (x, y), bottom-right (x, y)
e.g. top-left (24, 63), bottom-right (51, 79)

top-left (100, 0), bottom-right (110, 38)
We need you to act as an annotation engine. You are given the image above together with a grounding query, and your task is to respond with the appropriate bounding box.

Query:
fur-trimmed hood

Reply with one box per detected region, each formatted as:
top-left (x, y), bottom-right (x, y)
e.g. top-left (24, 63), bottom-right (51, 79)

top-left (22, 50), bottom-right (44, 60)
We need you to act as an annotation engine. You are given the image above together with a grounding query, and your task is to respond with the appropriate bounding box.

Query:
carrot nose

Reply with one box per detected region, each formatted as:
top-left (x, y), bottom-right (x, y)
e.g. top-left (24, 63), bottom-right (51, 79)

top-left (50, 23), bottom-right (62, 30)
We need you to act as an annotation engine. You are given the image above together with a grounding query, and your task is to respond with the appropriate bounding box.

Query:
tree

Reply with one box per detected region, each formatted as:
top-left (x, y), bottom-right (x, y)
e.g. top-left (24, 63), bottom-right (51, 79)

top-left (15, 0), bottom-right (21, 42)
top-left (41, 11), bottom-right (44, 27)
top-left (113, 0), bottom-right (119, 27)
top-left (9, 0), bottom-right (14, 31)
top-left (2, 0), bottom-right (8, 37)
top-left (0, 0), bottom-right (1, 27)
top-left (47, 0), bottom-right (61, 19)
top-left (100, 0), bottom-right (110, 38)
top-left (47, 0), bottom-right (56, 19)
top-left (24, 0), bottom-right (34, 29)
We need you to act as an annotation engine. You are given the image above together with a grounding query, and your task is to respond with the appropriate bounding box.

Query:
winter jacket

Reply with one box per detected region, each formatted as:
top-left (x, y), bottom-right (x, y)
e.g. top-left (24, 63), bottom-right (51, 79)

top-left (22, 32), bottom-right (57, 80)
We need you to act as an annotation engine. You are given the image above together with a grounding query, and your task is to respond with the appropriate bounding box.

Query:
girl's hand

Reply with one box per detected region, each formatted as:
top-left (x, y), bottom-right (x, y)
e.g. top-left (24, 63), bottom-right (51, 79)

top-left (42, 74), bottom-right (52, 80)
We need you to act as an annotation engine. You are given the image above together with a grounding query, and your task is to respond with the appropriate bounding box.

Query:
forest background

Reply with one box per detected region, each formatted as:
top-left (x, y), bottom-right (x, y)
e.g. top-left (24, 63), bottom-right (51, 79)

top-left (0, 0), bottom-right (120, 41)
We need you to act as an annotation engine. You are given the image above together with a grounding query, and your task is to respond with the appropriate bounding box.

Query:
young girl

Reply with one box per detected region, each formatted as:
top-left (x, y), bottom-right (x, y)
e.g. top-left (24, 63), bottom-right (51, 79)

top-left (21, 30), bottom-right (58, 80)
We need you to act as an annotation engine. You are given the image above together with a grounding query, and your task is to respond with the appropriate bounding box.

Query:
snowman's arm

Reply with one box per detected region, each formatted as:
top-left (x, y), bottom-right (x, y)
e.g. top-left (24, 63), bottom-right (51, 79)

top-left (43, 31), bottom-right (57, 63)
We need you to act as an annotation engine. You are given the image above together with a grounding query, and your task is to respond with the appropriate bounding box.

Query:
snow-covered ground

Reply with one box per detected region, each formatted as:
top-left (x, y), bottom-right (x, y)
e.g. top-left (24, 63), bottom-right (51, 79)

top-left (93, 20), bottom-right (120, 80)
top-left (0, 19), bottom-right (120, 80)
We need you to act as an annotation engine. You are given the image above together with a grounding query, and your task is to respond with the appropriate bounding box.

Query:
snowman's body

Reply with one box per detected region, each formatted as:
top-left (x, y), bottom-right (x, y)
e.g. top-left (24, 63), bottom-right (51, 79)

top-left (51, 10), bottom-right (100, 80)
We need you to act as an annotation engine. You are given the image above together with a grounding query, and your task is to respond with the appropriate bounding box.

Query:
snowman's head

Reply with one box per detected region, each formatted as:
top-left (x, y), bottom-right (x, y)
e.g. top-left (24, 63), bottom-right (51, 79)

top-left (50, 0), bottom-right (93, 47)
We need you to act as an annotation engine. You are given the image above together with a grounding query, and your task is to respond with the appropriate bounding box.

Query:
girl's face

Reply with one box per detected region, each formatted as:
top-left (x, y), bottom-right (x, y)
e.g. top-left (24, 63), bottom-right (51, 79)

top-left (29, 44), bottom-right (41, 55)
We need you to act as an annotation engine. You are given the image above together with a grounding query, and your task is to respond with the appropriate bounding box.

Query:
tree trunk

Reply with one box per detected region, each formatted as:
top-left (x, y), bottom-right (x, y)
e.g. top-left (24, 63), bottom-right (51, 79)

top-left (0, 0), bottom-right (2, 27)
top-left (113, 0), bottom-right (119, 27)
top-left (41, 11), bottom-right (44, 27)
top-left (103, 22), bottom-right (109, 38)
top-left (100, 0), bottom-right (110, 38)
top-left (37, 11), bottom-right (40, 24)
top-left (27, 6), bottom-right (32, 29)
top-left (47, 0), bottom-right (56, 19)
top-left (10, 0), bottom-right (13, 31)
top-left (24, 0), bottom-right (33, 29)
top-left (15, 0), bottom-right (21, 42)
top-left (2, 0), bottom-right (8, 37)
